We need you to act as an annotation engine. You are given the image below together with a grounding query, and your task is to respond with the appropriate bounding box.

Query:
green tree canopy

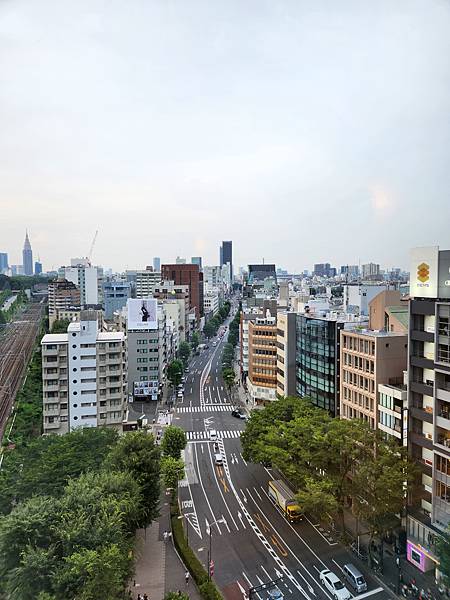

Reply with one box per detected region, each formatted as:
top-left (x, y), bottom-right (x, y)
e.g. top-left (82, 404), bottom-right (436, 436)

top-left (178, 341), bottom-right (191, 364)
top-left (161, 456), bottom-right (185, 492)
top-left (190, 331), bottom-right (200, 350)
top-left (161, 425), bottom-right (187, 460)
top-left (168, 359), bottom-right (184, 387)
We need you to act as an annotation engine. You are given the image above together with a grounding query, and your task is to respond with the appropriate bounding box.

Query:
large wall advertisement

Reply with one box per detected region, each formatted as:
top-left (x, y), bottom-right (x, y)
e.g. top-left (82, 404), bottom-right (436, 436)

top-left (409, 247), bottom-right (439, 299)
top-left (127, 298), bottom-right (158, 330)
top-left (438, 250), bottom-right (450, 299)
top-left (133, 380), bottom-right (159, 400)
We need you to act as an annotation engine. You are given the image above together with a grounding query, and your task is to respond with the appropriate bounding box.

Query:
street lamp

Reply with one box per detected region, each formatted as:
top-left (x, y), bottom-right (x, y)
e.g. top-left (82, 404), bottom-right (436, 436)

top-left (206, 518), bottom-right (226, 581)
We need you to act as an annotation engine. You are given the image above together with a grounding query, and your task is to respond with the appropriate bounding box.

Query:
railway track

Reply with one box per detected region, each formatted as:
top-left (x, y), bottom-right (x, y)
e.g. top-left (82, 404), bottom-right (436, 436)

top-left (0, 303), bottom-right (44, 442)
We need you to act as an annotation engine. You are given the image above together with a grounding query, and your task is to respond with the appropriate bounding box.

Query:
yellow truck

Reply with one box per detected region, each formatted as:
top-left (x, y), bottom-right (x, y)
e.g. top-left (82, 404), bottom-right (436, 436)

top-left (268, 480), bottom-right (302, 523)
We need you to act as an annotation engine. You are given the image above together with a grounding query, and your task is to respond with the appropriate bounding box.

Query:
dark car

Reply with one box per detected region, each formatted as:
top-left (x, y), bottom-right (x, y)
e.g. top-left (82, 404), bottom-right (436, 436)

top-left (231, 408), bottom-right (246, 419)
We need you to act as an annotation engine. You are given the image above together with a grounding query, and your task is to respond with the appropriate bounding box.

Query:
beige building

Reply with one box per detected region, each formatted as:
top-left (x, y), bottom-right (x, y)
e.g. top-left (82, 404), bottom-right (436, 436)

top-left (136, 268), bottom-right (161, 298)
top-left (368, 289), bottom-right (408, 333)
top-left (247, 314), bottom-right (277, 405)
top-left (41, 310), bottom-right (127, 435)
top-left (340, 328), bottom-right (407, 429)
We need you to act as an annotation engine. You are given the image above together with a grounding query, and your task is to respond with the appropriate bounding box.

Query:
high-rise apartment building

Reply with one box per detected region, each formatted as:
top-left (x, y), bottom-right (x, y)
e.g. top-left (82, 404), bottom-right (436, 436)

top-left (362, 263), bottom-right (381, 279)
top-left (41, 311), bottom-right (127, 435)
top-left (34, 260), bottom-right (43, 275)
top-left (59, 263), bottom-right (99, 305)
top-left (22, 231), bottom-right (33, 276)
top-left (191, 257), bottom-right (202, 269)
top-left (161, 263), bottom-right (203, 321)
top-left (48, 278), bottom-right (81, 328)
top-left (0, 253), bottom-right (8, 274)
top-left (135, 268), bottom-right (161, 298)
top-left (276, 312), bottom-right (296, 398)
top-left (406, 246), bottom-right (450, 575)
top-left (153, 257), bottom-right (161, 272)
top-left (340, 328), bottom-right (407, 429)
top-left (152, 281), bottom-right (191, 342)
top-left (247, 313), bottom-right (277, 405)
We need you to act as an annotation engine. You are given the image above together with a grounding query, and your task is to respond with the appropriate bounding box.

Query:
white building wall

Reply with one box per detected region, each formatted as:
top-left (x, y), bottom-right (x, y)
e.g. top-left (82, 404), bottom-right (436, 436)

top-left (68, 320), bottom-right (98, 430)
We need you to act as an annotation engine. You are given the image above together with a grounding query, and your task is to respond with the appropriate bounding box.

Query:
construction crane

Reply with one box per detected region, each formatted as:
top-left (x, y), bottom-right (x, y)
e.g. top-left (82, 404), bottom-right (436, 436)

top-left (88, 230), bottom-right (98, 266)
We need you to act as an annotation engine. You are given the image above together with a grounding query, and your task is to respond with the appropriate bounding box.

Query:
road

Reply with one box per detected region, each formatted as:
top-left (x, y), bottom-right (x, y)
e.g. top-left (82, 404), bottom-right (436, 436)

top-left (173, 308), bottom-right (391, 600)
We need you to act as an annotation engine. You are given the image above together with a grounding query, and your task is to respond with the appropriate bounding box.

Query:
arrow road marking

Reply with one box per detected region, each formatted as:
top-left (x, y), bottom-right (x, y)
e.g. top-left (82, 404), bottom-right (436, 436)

top-left (237, 511), bottom-right (247, 529)
top-left (297, 572), bottom-right (316, 597)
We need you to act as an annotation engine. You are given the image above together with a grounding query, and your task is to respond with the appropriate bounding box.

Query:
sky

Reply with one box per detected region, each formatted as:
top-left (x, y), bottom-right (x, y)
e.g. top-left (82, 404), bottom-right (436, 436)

top-left (1, 0), bottom-right (450, 273)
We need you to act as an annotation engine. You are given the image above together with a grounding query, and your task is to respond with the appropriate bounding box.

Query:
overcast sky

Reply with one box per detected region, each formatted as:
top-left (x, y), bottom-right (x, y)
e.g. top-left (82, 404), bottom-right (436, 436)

top-left (1, 0), bottom-right (449, 273)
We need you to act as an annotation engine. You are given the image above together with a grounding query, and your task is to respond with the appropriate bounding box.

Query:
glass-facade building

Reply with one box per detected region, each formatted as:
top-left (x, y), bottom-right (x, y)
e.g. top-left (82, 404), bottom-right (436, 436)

top-left (295, 314), bottom-right (343, 416)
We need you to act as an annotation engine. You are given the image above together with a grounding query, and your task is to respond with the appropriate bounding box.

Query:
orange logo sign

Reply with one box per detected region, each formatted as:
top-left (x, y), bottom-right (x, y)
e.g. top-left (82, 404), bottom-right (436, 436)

top-left (417, 263), bottom-right (430, 283)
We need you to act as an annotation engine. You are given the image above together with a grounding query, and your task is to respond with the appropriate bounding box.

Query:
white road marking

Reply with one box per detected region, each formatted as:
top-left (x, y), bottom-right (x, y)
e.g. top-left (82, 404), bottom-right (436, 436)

top-left (355, 588), bottom-right (383, 598)
top-left (206, 443), bottom-right (239, 531)
top-left (305, 515), bottom-right (338, 546)
top-left (240, 453), bottom-right (248, 466)
top-left (237, 511), bottom-right (247, 529)
top-left (193, 445), bottom-right (222, 535)
top-left (253, 487), bottom-right (262, 500)
top-left (201, 444), bottom-right (204, 454)
top-left (242, 573), bottom-right (262, 600)
top-left (297, 572), bottom-right (316, 597)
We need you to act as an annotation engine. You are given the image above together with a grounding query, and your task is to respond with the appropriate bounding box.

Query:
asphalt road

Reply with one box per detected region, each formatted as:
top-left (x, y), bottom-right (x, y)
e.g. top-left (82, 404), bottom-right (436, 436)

top-left (174, 308), bottom-right (391, 600)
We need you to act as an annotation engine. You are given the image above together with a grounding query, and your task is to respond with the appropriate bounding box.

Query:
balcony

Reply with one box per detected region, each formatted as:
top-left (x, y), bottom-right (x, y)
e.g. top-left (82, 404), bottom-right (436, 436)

top-left (410, 380), bottom-right (434, 397)
top-left (410, 405), bottom-right (433, 424)
top-left (411, 329), bottom-right (434, 343)
top-left (436, 414), bottom-right (450, 432)
top-left (410, 355), bottom-right (434, 370)
top-left (410, 431), bottom-right (433, 450)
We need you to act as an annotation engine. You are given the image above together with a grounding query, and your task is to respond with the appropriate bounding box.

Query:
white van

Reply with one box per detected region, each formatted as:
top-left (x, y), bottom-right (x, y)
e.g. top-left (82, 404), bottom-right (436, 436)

top-left (342, 563), bottom-right (367, 593)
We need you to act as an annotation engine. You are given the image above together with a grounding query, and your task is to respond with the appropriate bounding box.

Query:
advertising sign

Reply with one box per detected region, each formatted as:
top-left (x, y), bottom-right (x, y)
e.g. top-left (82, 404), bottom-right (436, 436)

top-left (438, 250), bottom-right (450, 299)
top-left (127, 298), bottom-right (158, 330)
top-left (133, 380), bottom-right (159, 399)
top-left (409, 247), bottom-right (439, 299)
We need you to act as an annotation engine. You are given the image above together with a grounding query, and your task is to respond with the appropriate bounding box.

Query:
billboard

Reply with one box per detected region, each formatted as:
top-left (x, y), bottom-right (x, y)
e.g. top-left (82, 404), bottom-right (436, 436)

top-left (134, 380), bottom-right (159, 399)
top-left (409, 247), bottom-right (439, 299)
top-left (438, 250), bottom-right (450, 299)
top-left (127, 298), bottom-right (158, 330)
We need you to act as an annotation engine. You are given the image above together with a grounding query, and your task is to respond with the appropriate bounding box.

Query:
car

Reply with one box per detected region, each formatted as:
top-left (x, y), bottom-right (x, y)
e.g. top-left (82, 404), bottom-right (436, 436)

top-left (181, 376), bottom-right (186, 383)
top-left (212, 341), bottom-right (217, 347)
top-left (319, 569), bottom-right (351, 600)
top-left (204, 344), bottom-right (209, 349)
top-left (184, 367), bottom-right (190, 373)
top-left (208, 429), bottom-right (217, 442)
top-left (267, 586), bottom-right (284, 600)
top-left (214, 453), bottom-right (223, 465)
top-left (231, 408), bottom-right (246, 419)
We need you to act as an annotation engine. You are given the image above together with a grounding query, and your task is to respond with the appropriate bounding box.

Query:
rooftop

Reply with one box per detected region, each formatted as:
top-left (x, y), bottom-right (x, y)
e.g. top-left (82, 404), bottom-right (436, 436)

top-left (344, 327), bottom-right (407, 338)
top-left (386, 305), bottom-right (409, 329)
top-left (41, 333), bottom-right (68, 344)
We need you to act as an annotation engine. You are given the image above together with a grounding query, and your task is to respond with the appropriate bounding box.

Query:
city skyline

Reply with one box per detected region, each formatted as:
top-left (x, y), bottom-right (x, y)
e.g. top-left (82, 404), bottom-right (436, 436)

top-left (1, 0), bottom-right (450, 272)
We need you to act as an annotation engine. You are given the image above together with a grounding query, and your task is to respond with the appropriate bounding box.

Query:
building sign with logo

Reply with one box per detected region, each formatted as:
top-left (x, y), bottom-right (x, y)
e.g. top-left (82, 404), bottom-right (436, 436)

top-left (134, 380), bottom-right (159, 400)
top-left (127, 298), bottom-right (158, 330)
top-left (410, 247), bottom-right (439, 299)
top-left (438, 250), bottom-right (450, 299)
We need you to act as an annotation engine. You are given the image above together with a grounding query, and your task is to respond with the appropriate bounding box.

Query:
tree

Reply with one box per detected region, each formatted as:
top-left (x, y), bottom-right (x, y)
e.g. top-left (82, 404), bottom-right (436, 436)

top-left (203, 321), bottom-right (215, 339)
top-left (50, 319), bottom-right (70, 334)
top-left (105, 431), bottom-right (161, 528)
top-left (161, 426), bottom-right (187, 460)
top-left (167, 359), bottom-right (184, 388)
top-left (165, 592), bottom-right (190, 600)
top-left (222, 368), bottom-right (235, 399)
top-left (161, 456), bottom-right (185, 492)
top-left (191, 331), bottom-right (200, 351)
top-left (178, 341), bottom-right (191, 365)
top-left (296, 477), bottom-right (339, 523)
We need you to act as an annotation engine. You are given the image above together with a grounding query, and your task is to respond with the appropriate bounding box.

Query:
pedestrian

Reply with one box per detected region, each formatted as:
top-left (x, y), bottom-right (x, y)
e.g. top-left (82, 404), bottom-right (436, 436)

top-left (163, 531), bottom-right (168, 541)
top-left (137, 594), bottom-right (142, 600)
top-left (185, 571), bottom-right (190, 586)
top-left (143, 594), bottom-right (149, 600)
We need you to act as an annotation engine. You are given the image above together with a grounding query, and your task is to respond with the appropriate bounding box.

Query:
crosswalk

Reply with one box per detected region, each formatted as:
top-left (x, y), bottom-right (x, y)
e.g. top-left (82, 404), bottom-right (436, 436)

top-left (177, 405), bottom-right (233, 413)
top-left (186, 430), bottom-right (241, 440)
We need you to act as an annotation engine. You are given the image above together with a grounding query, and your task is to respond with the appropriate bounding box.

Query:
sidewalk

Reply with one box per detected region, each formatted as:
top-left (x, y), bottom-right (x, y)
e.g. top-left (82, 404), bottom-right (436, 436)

top-left (131, 492), bottom-right (202, 600)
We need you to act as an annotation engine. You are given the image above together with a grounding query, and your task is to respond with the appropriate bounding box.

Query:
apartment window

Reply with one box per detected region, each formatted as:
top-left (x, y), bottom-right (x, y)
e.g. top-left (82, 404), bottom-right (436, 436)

top-left (81, 389), bottom-right (96, 395)
top-left (109, 411), bottom-right (122, 420)
top-left (45, 344), bottom-right (57, 350)
top-left (99, 413), bottom-right (107, 419)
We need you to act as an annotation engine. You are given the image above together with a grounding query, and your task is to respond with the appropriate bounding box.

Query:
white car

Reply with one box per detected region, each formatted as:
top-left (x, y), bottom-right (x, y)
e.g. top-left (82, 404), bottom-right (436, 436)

top-left (319, 569), bottom-right (351, 600)
top-left (214, 453), bottom-right (223, 465)
top-left (209, 429), bottom-right (217, 442)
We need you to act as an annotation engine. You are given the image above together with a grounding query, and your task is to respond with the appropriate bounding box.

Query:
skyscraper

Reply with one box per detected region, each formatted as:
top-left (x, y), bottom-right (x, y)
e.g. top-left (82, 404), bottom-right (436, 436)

top-left (34, 260), bottom-right (42, 275)
top-left (153, 257), bottom-right (161, 272)
top-left (22, 231), bottom-right (33, 276)
top-left (220, 241), bottom-right (233, 282)
top-left (191, 256), bottom-right (202, 269)
top-left (0, 253), bottom-right (8, 273)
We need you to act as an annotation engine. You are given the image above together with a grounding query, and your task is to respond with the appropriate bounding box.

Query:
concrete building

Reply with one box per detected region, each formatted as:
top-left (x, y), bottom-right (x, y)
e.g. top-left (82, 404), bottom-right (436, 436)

top-left (153, 257), bottom-right (161, 272)
top-left (340, 265), bottom-right (359, 280)
top-left (152, 280), bottom-right (190, 342)
top-left (204, 290), bottom-right (219, 317)
top-left (378, 379), bottom-right (408, 444)
top-left (204, 266), bottom-right (222, 289)
top-left (240, 300), bottom-right (277, 378)
top-left (406, 246), bottom-right (450, 576)
top-left (248, 264), bottom-right (276, 285)
top-left (161, 263), bottom-right (203, 322)
top-left (136, 268), bottom-right (161, 298)
top-left (343, 283), bottom-right (393, 317)
top-left (41, 310), bottom-right (127, 435)
top-left (276, 312), bottom-right (296, 398)
top-left (48, 278), bottom-right (81, 328)
top-left (34, 260), bottom-right (42, 275)
top-left (103, 281), bottom-right (131, 320)
top-left (340, 328), bottom-right (407, 429)
top-left (220, 241), bottom-right (233, 283)
top-left (368, 289), bottom-right (407, 332)
top-left (60, 264), bottom-right (99, 305)
top-left (362, 263), bottom-right (381, 280)
top-left (0, 253), bottom-right (8, 274)
top-left (313, 263), bottom-right (336, 278)
top-left (191, 256), bottom-right (202, 269)
top-left (247, 313), bottom-right (277, 405)
top-left (22, 231), bottom-right (33, 276)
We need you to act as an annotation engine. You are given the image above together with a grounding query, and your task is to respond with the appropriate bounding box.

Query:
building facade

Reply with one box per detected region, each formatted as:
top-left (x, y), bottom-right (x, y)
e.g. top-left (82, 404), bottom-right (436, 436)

top-left (22, 231), bottom-right (33, 276)
top-left (60, 264), bottom-right (99, 305)
top-left (161, 263), bottom-right (203, 321)
top-left (340, 329), bottom-right (407, 429)
top-left (220, 241), bottom-right (233, 283)
top-left (406, 246), bottom-right (450, 575)
top-left (41, 311), bottom-right (127, 435)
top-left (136, 268), bottom-right (161, 298)
top-left (103, 280), bottom-right (131, 320)
top-left (0, 253), bottom-right (8, 274)
top-left (247, 314), bottom-right (277, 405)
top-left (276, 312), bottom-right (296, 398)
top-left (48, 278), bottom-right (81, 328)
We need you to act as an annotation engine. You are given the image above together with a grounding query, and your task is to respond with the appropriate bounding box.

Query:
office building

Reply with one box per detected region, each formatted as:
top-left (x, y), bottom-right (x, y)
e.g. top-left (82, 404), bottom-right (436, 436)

top-left (240, 300), bottom-right (277, 378)
top-left (220, 241), bottom-right (233, 282)
top-left (313, 263), bottom-right (336, 278)
top-left (276, 312), bottom-right (297, 398)
top-left (34, 260), bottom-right (43, 275)
top-left (368, 289), bottom-right (408, 333)
top-left (296, 313), bottom-right (352, 416)
top-left (161, 263), bottom-right (203, 321)
top-left (48, 278), bottom-right (81, 328)
top-left (135, 268), bottom-right (161, 298)
top-left (153, 257), bottom-right (161, 272)
top-left (406, 246), bottom-right (450, 575)
top-left (248, 264), bottom-right (277, 285)
top-left (103, 281), bottom-right (131, 320)
top-left (362, 263), bottom-right (381, 280)
top-left (152, 281), bottom-right (191, 342)
top-left (343, 283), bottom-right (393, 316)
top-left (0, 253), bottom-right (8, 274)
top-left (378, 379), bottom-right (408, 444)
top-left (41, 310), bottom-right (127, 435)
top-left (340, 265), bottom-right (359, 280)
top-left (22, 231), bottom-right (33, 276)
top-left (247, 313), bottom-right (278, 405)
top-left (203, 290), bottom-right (219, 317)
top-left (59, 263), bottom-right (99, 305)
top-left (340, 328), bottom-right (407, 429)
top-left (191, 257), bottom-right (202, 269)
top-left (204, 265), bottom-right (222, 289)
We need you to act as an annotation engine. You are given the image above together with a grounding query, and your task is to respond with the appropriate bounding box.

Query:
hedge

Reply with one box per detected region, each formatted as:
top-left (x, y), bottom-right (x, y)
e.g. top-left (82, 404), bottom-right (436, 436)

top-left (170, 502), bottom-right (223, 600)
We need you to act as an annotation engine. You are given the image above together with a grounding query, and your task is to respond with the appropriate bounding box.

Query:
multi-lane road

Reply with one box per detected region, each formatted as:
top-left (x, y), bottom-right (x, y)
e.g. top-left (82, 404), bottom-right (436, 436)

top-left (172, 311), bottom-right (391, 600)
